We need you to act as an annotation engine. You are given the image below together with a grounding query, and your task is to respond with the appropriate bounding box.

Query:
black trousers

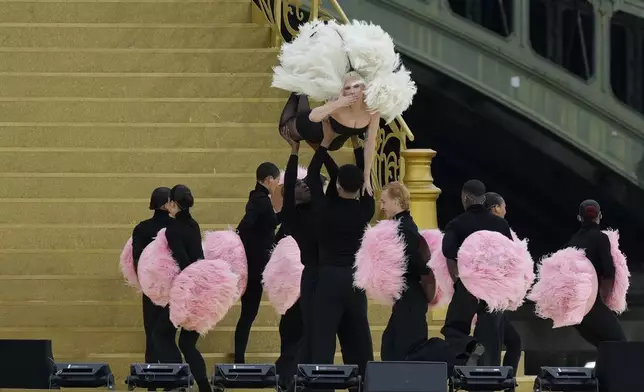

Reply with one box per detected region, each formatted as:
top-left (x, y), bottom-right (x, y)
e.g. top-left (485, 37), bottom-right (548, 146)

top-left (575, 296), bottom-right (626, 347)
top-left (234, 278), bottom-right (263, 363)
top-left (310, 266), bottom-right (374, 376)
top-left (142, 294), bottom-right (164, 363)
top-left (502, 315), bottom-right (522, 374)
top-left (275, 300), bottom-right (304, 385)
top-left (152, 306), bottom-right (212, 392)
top-left (441, 280), bottom-right (504, 366)
top-left (381, 282), bottom-right (429, 361)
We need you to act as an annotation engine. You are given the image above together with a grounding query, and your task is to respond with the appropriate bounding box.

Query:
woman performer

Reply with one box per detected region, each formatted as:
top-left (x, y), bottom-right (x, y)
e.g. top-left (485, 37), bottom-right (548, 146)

top-left (151, 185), bottom-right (212, 392)
top-left (355, 181), bottom-right (485, 370)
top-left (377, 181), bottom-right (436, 361)
top-left (483, 192), bottom-right (523, 374)
top-left (272, 19), bottom-right (417, 195)
top-left (530, 200), bottom-right (627, 346)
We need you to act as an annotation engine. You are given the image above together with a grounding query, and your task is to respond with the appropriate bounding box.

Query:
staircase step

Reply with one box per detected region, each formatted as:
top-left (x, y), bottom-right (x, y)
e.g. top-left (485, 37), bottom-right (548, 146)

top-left (0, 24), bottom-right (271, 49)
top-left (0, 1), bottom-right (253, 24)
top-left (0, 173), bottom-right (257, 199)
top-left (0, 98), bottom-right (283, 123)
top-left (0, 124), bottom-right (284, 149)
top-left (0, 325), bottom-right (431, 356)
top-left (0, 73), bottom-right (286, 98)
top-left (0, 147), bottom-right (354, 173)
top-left (0, 300), bottom-right (398, 328)
top-left (0, 225), bottom-right (234, 249)
top-left (0, 250), bottom-right (122, 276)
top-left (0, 198), bottom-right (250, 224)
top-left (0, 48), bottom-right (279, 73)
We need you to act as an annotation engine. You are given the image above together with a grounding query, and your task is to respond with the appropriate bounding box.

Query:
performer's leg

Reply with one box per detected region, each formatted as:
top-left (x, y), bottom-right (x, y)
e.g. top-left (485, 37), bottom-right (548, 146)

top-left (337, 287), bottom-right (374, 377)
top-left (574, 299), bottom-right (626, 347)
top-left (178, 330), bottom-right (212, 392)
top-left (502, 315), bottom-right (522, 375)
top-left (279, 92), bottom-right (311, 142)
top-left (142, 294), bottom-right (161, 363)
top-left (276, 301), bottom-right (304, 387)
top-left (310, 267), bottom-right (346, 365)
top-left (234, 279), bottom-right (264, 363)
top-left (380, 283), bottom-right (428, 361)
top-left (151, 306), bottom-right (182, 363)
top-left (473, 309), bottom-right (504, 366)
top-left (441, 280), bottom-right (480, 342)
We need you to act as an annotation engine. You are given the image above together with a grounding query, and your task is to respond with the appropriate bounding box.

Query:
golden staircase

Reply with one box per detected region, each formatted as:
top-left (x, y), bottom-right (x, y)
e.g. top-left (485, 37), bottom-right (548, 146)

top-left (0, 0), bottom-right (533, 390)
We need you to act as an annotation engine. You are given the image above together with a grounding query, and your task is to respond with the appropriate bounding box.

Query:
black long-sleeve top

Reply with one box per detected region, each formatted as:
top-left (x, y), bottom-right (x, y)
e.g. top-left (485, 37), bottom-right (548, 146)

top-left (442, 204), bottom-right (512, 261)
top-left (237, 183), bottom-right (280, 280)
top-left (566, 222), bottom-right (615, 280)
top-left (394, 210), bottom-right (431, 283)
top-left (166, 209), bottom-right (204, 271)
top-left (307, 146), bottom-right (375, 267)
top-left (280, 147), bottom-right (365, 266)
top-left (131, 210), bottom-right (172, 271)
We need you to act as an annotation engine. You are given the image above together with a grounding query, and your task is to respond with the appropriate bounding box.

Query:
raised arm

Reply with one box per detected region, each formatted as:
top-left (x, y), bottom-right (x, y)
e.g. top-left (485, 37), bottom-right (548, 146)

top-left (280, 134), bottom-right (300, 223)
top-left (307, 145), bottom-right (327, 205)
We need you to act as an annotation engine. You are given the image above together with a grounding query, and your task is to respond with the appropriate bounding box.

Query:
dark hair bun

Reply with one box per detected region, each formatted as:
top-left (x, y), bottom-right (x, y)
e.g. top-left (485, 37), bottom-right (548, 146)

top-left (170, 184), bottom-right (194, 210)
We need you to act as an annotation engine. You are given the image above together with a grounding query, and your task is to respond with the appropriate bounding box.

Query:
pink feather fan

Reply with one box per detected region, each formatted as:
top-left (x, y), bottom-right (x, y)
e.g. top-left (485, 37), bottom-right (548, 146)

top-left (169, 259), bottom-right (239, 335)
top-left (601, 229), bottom-right (630, 314)
top-left (457, 230), bottom-right (535, 312)
top-left (279, 165), bottom-right (308, 185)
top-left (138, 228), bottom-right (180, 307)
top-left (528, 247), bottom-right (598, 328)
top-left (421, 229), bottom-right (452, 308)
top-left (263, 236), bottom-right (304, 315)
top-left (354, 219), bottom-right (407, 305)
top-left (119, 237), bottom-right (141, 291)
top-left (202, 229), bottom-right (248, 299)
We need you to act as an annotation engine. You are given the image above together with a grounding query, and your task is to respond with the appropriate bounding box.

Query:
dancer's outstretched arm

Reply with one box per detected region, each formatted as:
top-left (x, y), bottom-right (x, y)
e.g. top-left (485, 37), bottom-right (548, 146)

top-left (362, 113), bottom-right (380, 196)
top-left (280, 139), bottom-right (299, 224)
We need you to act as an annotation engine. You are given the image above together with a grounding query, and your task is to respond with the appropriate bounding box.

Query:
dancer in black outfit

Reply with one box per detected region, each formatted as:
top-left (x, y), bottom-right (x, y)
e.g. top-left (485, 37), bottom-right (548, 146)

top-left (235, 162), bottom-right (281, 364)
top-left (131, 187), bottom-right (171, 380)
top-left (378, 182), bottom-right (434, 361)
top-left (441, 180), bottom-right (513, 366)
top-left (151, 185), bottom-right (211, 392)
top-left (277, 127), bottom-right (363, 386)
top-left (483, 192), bottom-right (522, 373)
top-left (307, 123), bottom-right (374, 376)
top-left (567, 200), bottom-right (626, 346)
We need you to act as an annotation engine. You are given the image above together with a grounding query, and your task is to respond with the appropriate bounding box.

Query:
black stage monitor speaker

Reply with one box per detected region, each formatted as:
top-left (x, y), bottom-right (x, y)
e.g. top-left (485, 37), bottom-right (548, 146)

top-left (596, 341), bottom-right (644, 392)
top-left (450, 366), bottom-right (516, 391)
top-left (533, 367), bottom-right (597, 391)
top-left (125, 363), bottom-right (193, 391)
top-left (365, 361), bottom-right (448, 392)
top-left (212, 363), bottom-right (278, 390)
top-left (50, 362), bottom-right (115, 389)
top-left (0, 339), bottom-right (55, 389)
top-left (295, 364), bottom-right (360, 390)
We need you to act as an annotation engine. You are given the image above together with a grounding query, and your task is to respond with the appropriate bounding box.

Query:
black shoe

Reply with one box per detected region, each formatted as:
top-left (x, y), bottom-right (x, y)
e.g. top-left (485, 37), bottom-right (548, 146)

top-left (466, 344), bottom-right (485, 366)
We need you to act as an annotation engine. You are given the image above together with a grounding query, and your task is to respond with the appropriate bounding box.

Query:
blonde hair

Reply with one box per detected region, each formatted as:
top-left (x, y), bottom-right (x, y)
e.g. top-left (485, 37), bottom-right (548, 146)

top-left (343, 71), bottom-right (365, 86)
top-left (382, 181), bottom-right (411, 210)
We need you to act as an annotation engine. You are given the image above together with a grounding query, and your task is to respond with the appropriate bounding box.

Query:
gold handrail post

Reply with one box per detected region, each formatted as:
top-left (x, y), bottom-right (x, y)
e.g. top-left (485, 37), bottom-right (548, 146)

top-left (273, 0), bottom-right (283, 47)
top-left (401, 149), bottom-right (441, 229)
top-left (310, 0), bottom-right (320, 19)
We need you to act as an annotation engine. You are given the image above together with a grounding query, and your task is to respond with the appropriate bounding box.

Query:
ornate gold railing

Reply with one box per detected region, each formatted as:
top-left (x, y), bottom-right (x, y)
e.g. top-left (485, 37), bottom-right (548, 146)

top-left (254, 0), bottom-right (414, 193)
